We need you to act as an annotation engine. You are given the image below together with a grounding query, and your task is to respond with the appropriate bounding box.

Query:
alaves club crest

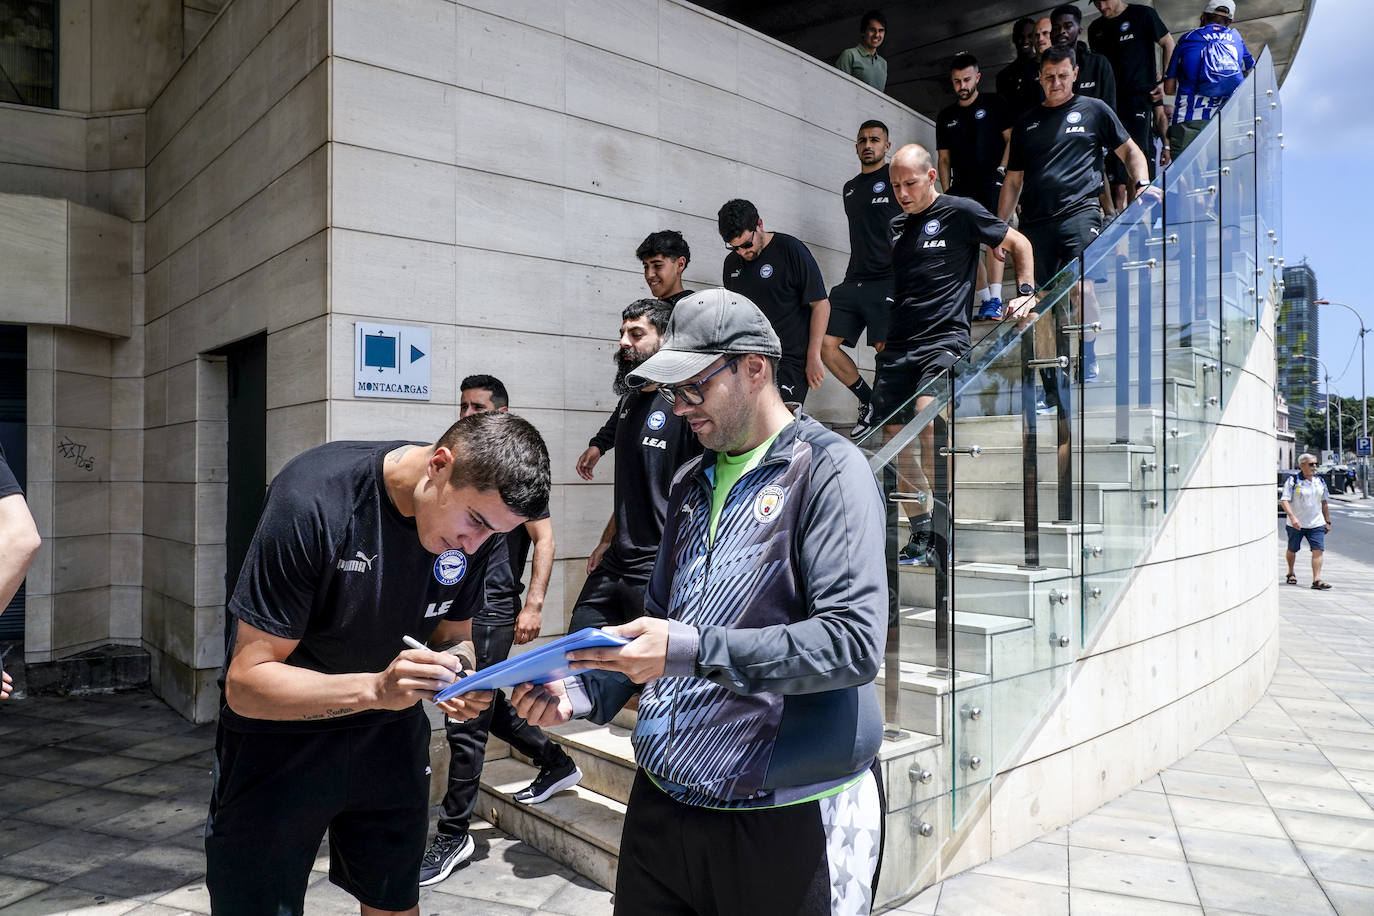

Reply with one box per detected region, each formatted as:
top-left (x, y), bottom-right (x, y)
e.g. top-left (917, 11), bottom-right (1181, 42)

top-left (434, 549), bottom-right (466, 585)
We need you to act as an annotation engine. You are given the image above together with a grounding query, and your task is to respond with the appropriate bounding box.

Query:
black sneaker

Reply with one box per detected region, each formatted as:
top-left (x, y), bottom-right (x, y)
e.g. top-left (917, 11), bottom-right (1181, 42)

top-left (899, 518), bottom-right (934, 567)
top-left (418, 832), bottom-right (474, 887)
top-left (850, 402), bottom-right (876, 440)
top-left (513, 756), bottom-right (583, 805)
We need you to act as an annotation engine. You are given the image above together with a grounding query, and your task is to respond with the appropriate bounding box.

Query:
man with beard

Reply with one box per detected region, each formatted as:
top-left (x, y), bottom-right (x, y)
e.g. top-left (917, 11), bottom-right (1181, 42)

top-left (823, 119), bottom-right (903, 439)
top-left (572, 299), bottom-right (703, 630)
top-left (937, 52), bottom-right (1014, 322)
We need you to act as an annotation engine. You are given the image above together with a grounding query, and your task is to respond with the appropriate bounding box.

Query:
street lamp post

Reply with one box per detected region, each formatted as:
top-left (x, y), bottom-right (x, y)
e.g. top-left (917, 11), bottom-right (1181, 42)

top-left (1313, 299), bottom-right (1369, 498)
top-left (1293, 353), bottom-right (1332, 459)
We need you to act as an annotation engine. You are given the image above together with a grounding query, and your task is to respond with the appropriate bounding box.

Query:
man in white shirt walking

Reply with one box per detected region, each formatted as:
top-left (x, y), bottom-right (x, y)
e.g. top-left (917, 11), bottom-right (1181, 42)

top-left (1282, 453), bottom-right (1332, 590)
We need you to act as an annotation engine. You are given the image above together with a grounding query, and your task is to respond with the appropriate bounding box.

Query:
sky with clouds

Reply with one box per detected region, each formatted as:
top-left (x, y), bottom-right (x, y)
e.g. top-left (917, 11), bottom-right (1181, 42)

top-left (1280, 0), bottom-right (1374, 397)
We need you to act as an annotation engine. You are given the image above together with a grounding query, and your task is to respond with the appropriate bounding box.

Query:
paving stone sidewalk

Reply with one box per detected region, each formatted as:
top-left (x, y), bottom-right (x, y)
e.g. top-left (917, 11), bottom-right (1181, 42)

top-left (1, 542), bottom-right (1370, 914)
top-left (891, 546), bottom-right (1374, 915)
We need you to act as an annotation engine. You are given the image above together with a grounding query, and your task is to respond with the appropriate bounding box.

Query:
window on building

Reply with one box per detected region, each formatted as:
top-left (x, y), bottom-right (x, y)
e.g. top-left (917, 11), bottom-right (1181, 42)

top-left (0, 1), bottom-right (57, 108)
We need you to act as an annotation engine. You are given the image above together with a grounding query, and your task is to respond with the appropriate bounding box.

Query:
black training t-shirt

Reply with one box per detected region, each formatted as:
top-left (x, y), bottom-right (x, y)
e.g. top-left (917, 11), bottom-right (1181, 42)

top-left (936, 93), bottom-right (1014, 187)
top-left (996, 57), bottom-right (1045, 119)
top-left (1088, 3), bottom-right (1169, 99)
top-left (0, 444), bottom-right (20, 498)
top-left (1073, 42), bottom-right (1118, 110)
top-left (476, 507), bottom-right (550, 626)
top-left (1008, 95), bottom-right (1130, 224)
top-left (594, 389), bottom-right (701, 577)
top-left (842, 164), bottom-right (903, 282)
top-left (222, 440), bottom-right (493, 733)
top-left (886, 194), bottom-right (1010, 351)
top-left (723, 232), bottom-right (827, 360)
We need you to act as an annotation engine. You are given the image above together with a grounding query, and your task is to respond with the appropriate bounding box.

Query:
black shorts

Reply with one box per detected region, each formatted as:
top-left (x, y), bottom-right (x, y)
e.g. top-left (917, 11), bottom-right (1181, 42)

top-left (776, 356), bottom-right (809, 407)
top-left (947, 177), bottom-right (1003, 216)
top-left (1023, 207), bottom-right (1103, 290)
top-left (206, 710), bottom-right (431, 914)
top-left (614, 766), bottom-right (884, 916)
top-left (1109, 92), bottom-right (1158, 183)
top-left (568, 562), bottom-right (651, 632)
top-left (870, 343), bottom-right (961, 427)
top-left (826, 279), bottom-right (892, 347)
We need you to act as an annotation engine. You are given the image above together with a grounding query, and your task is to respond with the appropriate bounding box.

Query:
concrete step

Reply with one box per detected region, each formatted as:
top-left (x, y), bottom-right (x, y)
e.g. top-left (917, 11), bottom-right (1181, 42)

top-left (521, 719), bottom-right (637, 806)
top-left (899, 561), bottom-right (1074, 619)
top-left (898, 607), bottom-right (1031, 676)
top-left (875, 658), bottom-right (986, 736)
top-left (936, 518), bottom-right (1099, 568)
top-left (899, 601), bottom-right (1080, 679)
top-left (940, 479), bottom-right (1130, 525)
top-left (477, 756), bottom-right (624, 892)
top-left (952, 442), bottom-right (1157, 487)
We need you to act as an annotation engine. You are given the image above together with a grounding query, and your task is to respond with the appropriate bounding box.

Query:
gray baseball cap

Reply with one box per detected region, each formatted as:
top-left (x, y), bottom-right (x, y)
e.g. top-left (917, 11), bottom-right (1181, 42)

top-left (626, 288), bottom-right (781, 388)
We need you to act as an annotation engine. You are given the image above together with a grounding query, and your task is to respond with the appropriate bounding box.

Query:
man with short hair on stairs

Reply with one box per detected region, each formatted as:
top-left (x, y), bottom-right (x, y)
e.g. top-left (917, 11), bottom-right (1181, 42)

top-left (825, 119), bottom-right (903, 439)
top-left (418, 375), bottom-right (580, 888)
top-left (878, 143), bottom-right (1034, 566)
top-left (507, 288), bottom-right (891, 916)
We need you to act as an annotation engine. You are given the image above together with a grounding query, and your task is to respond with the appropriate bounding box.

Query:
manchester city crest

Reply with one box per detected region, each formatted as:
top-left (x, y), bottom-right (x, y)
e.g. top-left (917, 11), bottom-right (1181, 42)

top-left (753, 484), bottom-right (786, 522)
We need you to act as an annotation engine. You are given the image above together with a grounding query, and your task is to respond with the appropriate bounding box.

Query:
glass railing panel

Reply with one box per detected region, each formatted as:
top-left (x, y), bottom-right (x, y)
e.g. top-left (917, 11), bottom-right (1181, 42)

top-left (944, 273), bottom-right (1081, 825)
top-left (1162, 116), bottom-right (1224, 507)
top-left (1077, 184), bottom-right (1165, 636)
top-left (1219, 62), bottom-right (1258, 392)
top-left (1255, 53), bottom-right (1283, 312)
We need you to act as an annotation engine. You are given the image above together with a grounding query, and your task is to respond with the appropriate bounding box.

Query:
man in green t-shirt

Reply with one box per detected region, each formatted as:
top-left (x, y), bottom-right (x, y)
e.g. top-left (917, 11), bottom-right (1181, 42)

top-left (508, 289), bottom-right (890, 915)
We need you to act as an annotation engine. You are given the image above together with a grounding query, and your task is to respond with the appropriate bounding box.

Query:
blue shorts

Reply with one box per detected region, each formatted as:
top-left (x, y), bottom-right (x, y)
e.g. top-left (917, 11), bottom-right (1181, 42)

top-left (1286, 525), bottom-right (1325, 552)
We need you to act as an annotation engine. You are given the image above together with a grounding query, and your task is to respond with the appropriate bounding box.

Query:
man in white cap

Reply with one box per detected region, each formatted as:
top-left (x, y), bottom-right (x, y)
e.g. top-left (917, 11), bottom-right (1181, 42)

top-left (508, 288), bottom-right (890, 915)
top-left (1163, 0), bottom-right (1254, 158)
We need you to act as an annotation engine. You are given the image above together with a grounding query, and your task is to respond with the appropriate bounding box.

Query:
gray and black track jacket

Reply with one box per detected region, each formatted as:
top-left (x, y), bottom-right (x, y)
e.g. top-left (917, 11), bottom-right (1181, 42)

top-left (573, 414), bottom-right (889, 808)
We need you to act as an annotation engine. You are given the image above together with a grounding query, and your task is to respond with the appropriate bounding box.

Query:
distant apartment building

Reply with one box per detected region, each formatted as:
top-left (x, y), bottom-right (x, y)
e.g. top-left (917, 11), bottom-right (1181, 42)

top-left (1278, 262), bottom-right (1320, 416)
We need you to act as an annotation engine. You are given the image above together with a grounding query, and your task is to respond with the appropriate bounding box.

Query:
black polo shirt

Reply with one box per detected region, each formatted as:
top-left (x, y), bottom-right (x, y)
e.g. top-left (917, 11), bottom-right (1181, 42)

top-left (1008, 95), bottom-right (1130, 224)
top-left (841, 164), bottom-right (903, 283)
top-left (588, 390), bottom-right (702, 576)
top-left (1088, 3), bottom-right (1169, 100)
top-left (886, 195), bottom-right (1010, 351)
top-left (723, 232), bottom-right (827, 361)
top-left (936, 93), bottom-right (1014, 188)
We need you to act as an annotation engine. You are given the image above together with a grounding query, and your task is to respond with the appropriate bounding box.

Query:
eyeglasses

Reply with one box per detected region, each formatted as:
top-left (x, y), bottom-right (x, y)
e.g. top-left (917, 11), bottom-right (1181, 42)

top-left (724, 229), bottom-right (756, 253)
top-left (657, 356), bottom-right (741, 406)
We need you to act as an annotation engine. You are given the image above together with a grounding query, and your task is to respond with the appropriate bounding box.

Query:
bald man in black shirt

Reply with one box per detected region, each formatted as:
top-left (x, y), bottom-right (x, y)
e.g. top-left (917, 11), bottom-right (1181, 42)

top-left (876, 143), bottom-right (1034, 565)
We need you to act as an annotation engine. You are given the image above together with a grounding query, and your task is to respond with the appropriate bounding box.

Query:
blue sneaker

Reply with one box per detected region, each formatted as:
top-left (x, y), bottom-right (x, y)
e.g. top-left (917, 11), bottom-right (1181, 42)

top-left (975, 298), bottom-right (1004, 321)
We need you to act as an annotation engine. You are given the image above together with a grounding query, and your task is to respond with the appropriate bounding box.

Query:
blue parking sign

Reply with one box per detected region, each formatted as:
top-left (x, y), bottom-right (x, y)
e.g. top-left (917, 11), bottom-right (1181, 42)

top-left (1358, 437), bottom-right (1373, 457)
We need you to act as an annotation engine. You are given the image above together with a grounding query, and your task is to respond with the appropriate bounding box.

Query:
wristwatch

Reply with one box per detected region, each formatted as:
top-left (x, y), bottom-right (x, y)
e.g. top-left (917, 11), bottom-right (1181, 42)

top-left (1135, 179), bottom-right (1151, 190)
top-left (1017, 282), bottom-right (1034, 296)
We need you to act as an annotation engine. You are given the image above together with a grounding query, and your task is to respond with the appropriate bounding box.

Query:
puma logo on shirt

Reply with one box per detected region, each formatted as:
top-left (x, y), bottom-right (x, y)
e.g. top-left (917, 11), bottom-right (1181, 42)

top-left (336, 551), bottom-right (377, 573)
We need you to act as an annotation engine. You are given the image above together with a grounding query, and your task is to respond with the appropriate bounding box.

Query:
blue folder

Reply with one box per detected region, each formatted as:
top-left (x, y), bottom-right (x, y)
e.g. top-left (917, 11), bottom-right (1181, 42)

top-left (432, 627), bottom-right (630, 701)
